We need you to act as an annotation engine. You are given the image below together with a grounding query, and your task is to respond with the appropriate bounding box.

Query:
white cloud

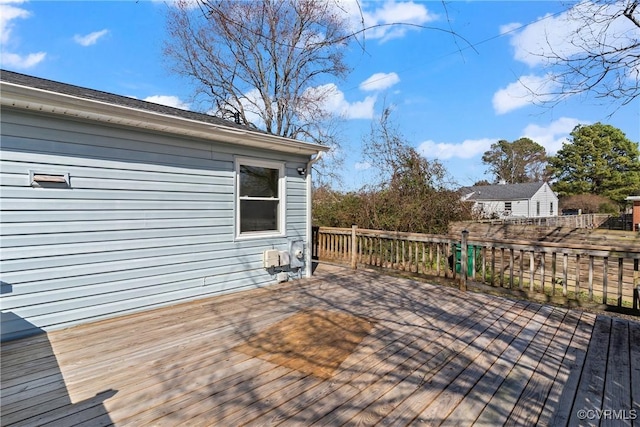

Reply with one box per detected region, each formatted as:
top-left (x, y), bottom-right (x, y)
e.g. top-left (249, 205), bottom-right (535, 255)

top-left (492, 74), bottom-right (559, 114)
top-left (416, 117), bottom-right (584, 162)
top-left (0, 0), bottom-right (46, 69)
top-left (339, 0), bottom-right (438, 42)
top-left (359, 72), bottom-right (400, 92)
top-left (354, 161), bottom-right (371, 171)
top-left (494, 2), bottom-right (639, 114)
top-left (508, 13), bottom-right (581, 68)
top-left (507, 2), bottom-right (639, 68)
top-left (0, 0), bottom-right (29, 44)
top-left (1, 51), bottom-right (45, 68)
top-left (499, 22), bottom-right (521, 35)
top-left (521, 117), bottom-right (584, 154)
top-left (73, 29), bottom-right (109, 47)
top-left (307, 72), bottom-right (399, 120)
top-left (417, 138), bottom-right (495, 160)
top-left (143, 95), bottom-right (190, 110)
top-left (314, 83), bottom-right (376, 119)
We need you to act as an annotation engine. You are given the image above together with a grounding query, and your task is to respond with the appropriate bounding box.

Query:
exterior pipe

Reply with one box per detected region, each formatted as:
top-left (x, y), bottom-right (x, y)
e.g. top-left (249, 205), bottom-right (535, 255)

top-left (305, 150), bottom-right (324, 278)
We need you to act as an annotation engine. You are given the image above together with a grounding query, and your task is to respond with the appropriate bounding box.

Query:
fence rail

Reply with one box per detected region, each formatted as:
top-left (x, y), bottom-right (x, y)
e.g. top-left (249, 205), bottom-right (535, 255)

top-left (313, 226), bottom-right (640, 314)
top-left (474, 213), bottom-right (611, 228)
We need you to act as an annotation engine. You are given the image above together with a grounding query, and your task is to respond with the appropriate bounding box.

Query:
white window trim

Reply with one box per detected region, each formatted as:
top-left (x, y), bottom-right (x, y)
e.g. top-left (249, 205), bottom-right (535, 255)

top-left (234, 157), bottom-right (286, 240)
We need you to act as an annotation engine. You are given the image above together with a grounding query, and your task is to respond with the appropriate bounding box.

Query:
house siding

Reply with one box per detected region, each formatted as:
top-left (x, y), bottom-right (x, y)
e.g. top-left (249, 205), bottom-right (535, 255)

top-left (529, 184), bottom-right (558, 217)
top-left (467, 183), bottom-right (558, 219)
top-left (0, 108), bottom-right (310, 341)
top-left (510, 200), bottom-right (528, 217)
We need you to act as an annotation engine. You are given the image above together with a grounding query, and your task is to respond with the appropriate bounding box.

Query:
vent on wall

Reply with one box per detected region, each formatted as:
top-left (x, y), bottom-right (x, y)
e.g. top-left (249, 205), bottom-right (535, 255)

top-left (30, 171), bottom-right (70, 188)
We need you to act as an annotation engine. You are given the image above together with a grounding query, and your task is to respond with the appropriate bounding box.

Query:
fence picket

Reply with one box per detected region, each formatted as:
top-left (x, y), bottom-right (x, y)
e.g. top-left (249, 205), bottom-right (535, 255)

top-left (313, 226), bottom-right (639, 313)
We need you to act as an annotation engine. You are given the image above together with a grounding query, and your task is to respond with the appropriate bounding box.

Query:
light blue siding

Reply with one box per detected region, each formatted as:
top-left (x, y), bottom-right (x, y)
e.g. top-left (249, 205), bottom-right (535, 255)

top-left (0, 108), bottom-right (311, 341)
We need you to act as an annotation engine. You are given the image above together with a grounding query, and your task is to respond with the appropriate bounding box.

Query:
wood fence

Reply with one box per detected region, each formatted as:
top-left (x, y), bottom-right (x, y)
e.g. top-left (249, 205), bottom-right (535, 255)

top-left (474, 213), bottom-right (611, 228)
top-left (312, 226), bottom-right (640, 314)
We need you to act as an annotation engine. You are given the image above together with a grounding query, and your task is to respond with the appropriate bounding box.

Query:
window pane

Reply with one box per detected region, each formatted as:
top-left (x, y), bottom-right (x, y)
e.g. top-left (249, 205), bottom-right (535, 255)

top-left (240, 200), bottom-right (279, 232)
top-left (240, 165), bottom-right (279, 197)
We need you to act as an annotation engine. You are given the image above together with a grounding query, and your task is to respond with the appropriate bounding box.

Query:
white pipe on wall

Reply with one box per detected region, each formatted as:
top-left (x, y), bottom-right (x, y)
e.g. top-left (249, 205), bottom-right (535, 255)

top-left (305, 151), bottom-right (324, 278)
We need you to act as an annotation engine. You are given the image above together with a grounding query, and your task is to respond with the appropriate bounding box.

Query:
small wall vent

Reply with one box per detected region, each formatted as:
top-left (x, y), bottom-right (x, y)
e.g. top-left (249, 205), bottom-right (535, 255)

top-left (30, 170), bottom-right (70, 188)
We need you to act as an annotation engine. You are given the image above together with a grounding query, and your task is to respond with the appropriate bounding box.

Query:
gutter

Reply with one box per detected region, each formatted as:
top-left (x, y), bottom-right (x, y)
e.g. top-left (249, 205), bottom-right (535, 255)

top-left (305, 151), bottom-right (324, 278)
top-left (0, 81), bottom-right (329, 157)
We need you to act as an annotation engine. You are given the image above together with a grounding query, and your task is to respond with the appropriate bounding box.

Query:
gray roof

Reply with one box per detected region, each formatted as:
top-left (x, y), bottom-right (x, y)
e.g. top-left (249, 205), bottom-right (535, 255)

top-left (0, 69), bottom-right (257, 133)
top-left (461, 182), bottom-right (547, 201)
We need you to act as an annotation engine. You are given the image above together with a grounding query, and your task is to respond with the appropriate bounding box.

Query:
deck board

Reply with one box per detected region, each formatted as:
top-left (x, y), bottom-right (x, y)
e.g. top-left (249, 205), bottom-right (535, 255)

top-left (1, 263), bottom-right (638, 426)
top-left (295, 295), bottom-right (515, 426)
top-left (630, 321), bottom-right (640, 427)
top-left (468, 305), bottom-right (556, 426)
top-left (601, 318), bottom-right (632, 427)
top-left (504, 308), bottom-right (574, 426)
top-left (244, 291), bottom-right (489, 426)
top-left (568, 316), bottom-right (611, 427)
top-left (350, 298), bottom-right (518, 426)
top-left (436, 301), bottom-right (539, 427)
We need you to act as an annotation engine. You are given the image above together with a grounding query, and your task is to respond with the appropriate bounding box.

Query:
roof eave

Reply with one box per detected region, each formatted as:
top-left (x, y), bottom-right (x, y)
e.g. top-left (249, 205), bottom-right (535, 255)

top-left (0, 81), bottom-right (329, 157)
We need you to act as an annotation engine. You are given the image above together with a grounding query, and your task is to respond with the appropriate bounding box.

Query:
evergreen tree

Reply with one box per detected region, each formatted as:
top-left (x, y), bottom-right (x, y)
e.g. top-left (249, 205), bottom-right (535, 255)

top-left (549, 123), bottom-right (640, 203)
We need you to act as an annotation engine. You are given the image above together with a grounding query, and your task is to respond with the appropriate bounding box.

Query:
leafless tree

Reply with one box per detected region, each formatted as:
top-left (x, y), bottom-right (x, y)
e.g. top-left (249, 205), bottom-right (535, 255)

top-left (163, 0), bottom-right (470, 183)
top-left (530, 0), bottom-right (639, 108)
top-left (164, 0), bottom-right (351, 140)
top-left (356, 106), bottom-right (468, 233)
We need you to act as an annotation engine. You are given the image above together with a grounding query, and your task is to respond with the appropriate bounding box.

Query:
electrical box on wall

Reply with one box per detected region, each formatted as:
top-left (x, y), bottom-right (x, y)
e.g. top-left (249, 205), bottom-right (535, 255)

top-left (263, 249), bottom-right (280, 269)
top-left (290, 241), bottom-right (305, 269)
top-left (279, 251), bottom-right (291, 266)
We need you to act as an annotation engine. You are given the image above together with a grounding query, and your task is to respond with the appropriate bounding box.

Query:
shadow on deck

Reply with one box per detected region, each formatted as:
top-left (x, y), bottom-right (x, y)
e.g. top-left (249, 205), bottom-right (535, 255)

top-left (1, 312), bottom-right (116, 426)
top-left (1, 263), bottom-right (638, 426)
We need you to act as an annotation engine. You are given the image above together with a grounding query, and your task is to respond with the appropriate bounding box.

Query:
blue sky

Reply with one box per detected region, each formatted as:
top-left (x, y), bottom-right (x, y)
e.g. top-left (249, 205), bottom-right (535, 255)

top-left (2, 0), bottom-right (638, 190)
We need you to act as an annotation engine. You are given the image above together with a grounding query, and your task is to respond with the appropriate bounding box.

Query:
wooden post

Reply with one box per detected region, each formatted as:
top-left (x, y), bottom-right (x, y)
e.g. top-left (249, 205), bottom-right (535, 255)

top-left (633, 259), bottom-right (639, 311)
top-left (588, 255), bottom-right (594, 302)
top-left (460, 230), bottom-right (469, 291)
top-left (351, 225), bottom-right (357, 270)
top-left (617, 258), bottom-right (623, 307)
top-left (529, 251), bottom-right (535, 292)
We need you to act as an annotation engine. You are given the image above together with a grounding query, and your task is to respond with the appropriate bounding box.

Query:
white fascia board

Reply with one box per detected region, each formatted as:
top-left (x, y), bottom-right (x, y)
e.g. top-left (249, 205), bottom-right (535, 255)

top-left (0, 81), bottom-right (329, 156)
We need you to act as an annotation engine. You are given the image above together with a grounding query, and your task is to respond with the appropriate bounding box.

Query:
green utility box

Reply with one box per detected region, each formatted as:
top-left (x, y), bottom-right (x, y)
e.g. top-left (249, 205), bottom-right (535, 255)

top-left (452, 243), bottom-right (475, 276)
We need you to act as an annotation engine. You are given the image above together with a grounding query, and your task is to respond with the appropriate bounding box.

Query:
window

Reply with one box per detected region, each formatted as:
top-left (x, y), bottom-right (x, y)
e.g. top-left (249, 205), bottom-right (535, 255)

top-left (536, 201), bottom-right (541, 216)
top-left (550, 201), bottom-right (554, 215)
top-left (236, 158), bottom-right (285, 237)
top-left (504, 202), bottom-right (512, 211)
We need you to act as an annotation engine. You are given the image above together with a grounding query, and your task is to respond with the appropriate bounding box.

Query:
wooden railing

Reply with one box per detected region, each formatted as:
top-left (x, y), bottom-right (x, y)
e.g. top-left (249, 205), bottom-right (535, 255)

top-left (474, 213), bottom-right (611, 229)
top-left (313, 226), bottom-right (640, 314)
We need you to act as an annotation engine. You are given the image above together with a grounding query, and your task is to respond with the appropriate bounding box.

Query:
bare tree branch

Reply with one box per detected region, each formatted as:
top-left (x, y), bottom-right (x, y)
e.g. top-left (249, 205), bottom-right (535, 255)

top-left (527, 0), bottom-right (639, 110)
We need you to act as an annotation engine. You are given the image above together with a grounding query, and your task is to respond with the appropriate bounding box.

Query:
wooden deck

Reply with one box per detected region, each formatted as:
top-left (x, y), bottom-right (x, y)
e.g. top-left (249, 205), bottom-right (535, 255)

top-left (2, 263), bottom-right (639, 426)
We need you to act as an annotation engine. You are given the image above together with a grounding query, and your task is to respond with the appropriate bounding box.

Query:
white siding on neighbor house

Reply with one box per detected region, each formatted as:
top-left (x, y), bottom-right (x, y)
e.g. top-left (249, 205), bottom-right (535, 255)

top-left (529, 184), bottom-right (558, 217)
top-left (0, 109), bottom-right (310, 341)
top-left (476, 200), bottom-right (526, 218)
top-left (471, 183), bottom-right (558, 218)
top-left (510, 200), bottom-right (529, 217)
top-left (476, 201), bottom-right (502, 217)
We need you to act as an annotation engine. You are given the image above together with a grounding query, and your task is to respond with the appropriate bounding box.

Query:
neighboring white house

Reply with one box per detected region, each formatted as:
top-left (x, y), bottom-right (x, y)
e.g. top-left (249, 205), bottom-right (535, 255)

top-left (461, 182), bottom-right (558, 219)
top-left (0, 70), bottom-right (329, 341)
